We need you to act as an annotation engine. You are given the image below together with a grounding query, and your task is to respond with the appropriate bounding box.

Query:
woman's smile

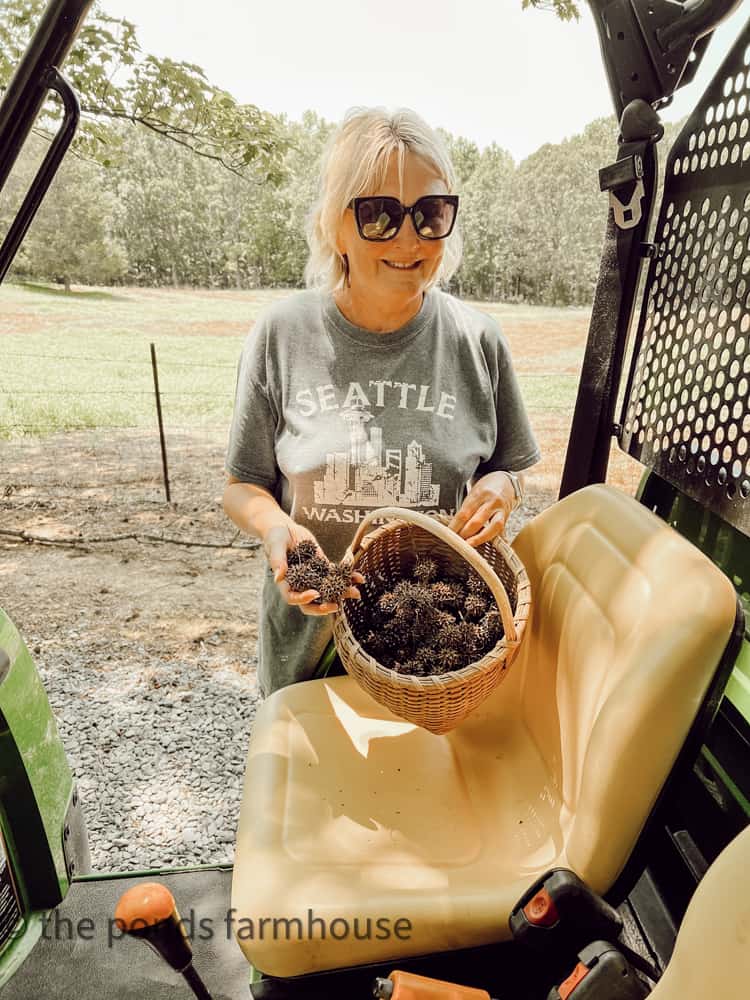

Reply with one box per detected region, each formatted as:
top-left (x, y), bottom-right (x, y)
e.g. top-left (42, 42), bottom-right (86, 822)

top-left (382, 259), bottom-right (422, 270)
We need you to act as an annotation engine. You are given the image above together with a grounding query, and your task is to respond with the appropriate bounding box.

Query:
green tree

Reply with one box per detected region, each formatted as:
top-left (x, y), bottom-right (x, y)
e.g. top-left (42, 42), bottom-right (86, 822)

top-left (112, 126), bottom-right (258, 287)
top-left (522, 0), bottom-right (581, 20)
top-left (244, 111), bottom-right (335, 287)
top-left (510, 119), bottom-right (617, 305)
top-left (0, 2), bottom-right (289, 180)
top-left (439, 132), bottom-right (482, 189)
top-left (7, 136), bottom-right (127, 290)
top-left (454, 142), bottom-right (516, 299)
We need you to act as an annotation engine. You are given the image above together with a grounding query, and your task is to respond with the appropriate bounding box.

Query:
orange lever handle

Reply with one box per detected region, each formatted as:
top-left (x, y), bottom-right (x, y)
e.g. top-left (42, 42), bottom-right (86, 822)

top-left (114, 882), bottom-right (177, 931)
top-left (389, 970), bottom-right (492, 1000)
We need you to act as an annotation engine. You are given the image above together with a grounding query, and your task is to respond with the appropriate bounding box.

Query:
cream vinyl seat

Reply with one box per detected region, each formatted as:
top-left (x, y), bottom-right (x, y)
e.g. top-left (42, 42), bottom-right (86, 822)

top-left (649, 823), bottom-right (750, 999)
top-left (231, 484), bottom-right (737, 977)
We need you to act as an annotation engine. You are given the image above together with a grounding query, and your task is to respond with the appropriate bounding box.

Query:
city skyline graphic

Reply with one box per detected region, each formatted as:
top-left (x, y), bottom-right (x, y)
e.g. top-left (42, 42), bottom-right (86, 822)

top-left (312, 402), bottom-right (441, 508)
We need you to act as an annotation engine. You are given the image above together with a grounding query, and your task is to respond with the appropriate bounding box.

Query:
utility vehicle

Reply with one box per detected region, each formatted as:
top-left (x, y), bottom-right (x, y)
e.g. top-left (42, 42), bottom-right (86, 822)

top-left (0, 2), bottom-right (748, 997)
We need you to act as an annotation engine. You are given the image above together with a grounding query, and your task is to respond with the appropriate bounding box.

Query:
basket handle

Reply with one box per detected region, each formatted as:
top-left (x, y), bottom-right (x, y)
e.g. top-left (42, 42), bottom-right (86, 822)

top-left (345, 506), bottom-right (517, 644)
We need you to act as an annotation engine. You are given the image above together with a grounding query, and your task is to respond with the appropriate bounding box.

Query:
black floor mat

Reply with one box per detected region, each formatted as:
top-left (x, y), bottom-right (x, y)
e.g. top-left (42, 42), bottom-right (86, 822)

top-left (1, 867), bottom-right (250, 999)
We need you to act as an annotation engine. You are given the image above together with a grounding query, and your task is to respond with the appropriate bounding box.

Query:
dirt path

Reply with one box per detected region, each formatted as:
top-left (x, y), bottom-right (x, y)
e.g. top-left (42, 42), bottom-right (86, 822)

top-left (1, 430), bottom-right (264, 678)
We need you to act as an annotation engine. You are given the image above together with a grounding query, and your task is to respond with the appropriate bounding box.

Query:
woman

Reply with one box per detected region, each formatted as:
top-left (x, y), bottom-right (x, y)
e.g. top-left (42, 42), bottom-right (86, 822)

top-left (223, 107), bottom-right (540, 698)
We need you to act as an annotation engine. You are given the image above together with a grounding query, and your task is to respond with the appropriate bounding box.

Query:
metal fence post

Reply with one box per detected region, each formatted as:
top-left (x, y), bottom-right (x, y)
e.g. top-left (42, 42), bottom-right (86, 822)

top-left (150, 342), bottom-right (171, 504)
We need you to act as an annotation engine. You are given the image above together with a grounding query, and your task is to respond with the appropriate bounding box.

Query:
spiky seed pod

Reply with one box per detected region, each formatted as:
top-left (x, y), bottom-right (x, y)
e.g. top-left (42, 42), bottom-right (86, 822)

top-left (439, 622), bottom-right (466, 650)
top-left (465, 570), bottom-right (492, 598)
top-left (412, 582), bottom-right (438, 610)
top-left (395, 646), bottom-right (432, 677)
top-left (288, 539), bottom-right (319, 565)
top-left (378, 591), bottom-right (399, 616)
top-left (318, 565), bottom-right (352, 604)
top-left (434, 647), bottom-right (463, 673)
top-left (464, 591), bottom-right (490, 621)
top-left (454, 621), bottom-right (480, 661)
top-left (413, 556), bottom-right (439, 584)
top-left (362, 629), bottom-right (388, 657)
top-left (391, 607), bottom-right (422, 641)
top-left (408, 660), bottom-right (431, 677)
top-left (424, 611), bottom-right (447, 644)
top-left (386, 581), bottom-right (439, 641)
top-left (285, 563), bottom-right (326, 593)
top-left (309, 555), bottom-right (333, 578)
top-left (385, 613), bottom-right (420, 652)
top-left (396, 581), bottom-right (437, 613)
top-left (474, 609), bottom-right (504, 654)
top-left (431, 581), bottom-right (461, 610)
top-left (485, 608), bottom-right (503, 640)
top-left (387, 658), bottom-right (407, 674)
top-left (412, 647), bottom-right (435, 672)
top-left (435, 609), bottom-right (458, 631)
top-left (392, 647), bottom-right (414, 669)
top-left (392, 580), bottom-right (411, 600)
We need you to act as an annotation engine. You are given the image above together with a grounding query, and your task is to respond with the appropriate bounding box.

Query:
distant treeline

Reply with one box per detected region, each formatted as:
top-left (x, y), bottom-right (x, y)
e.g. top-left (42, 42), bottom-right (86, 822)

top-left (3, 112), bottom-right (681, 305)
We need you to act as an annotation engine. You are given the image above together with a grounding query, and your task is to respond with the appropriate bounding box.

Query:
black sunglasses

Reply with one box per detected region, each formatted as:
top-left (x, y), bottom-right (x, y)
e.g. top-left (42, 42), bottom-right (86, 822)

top-left (348, 195), bottom-right (459, 241)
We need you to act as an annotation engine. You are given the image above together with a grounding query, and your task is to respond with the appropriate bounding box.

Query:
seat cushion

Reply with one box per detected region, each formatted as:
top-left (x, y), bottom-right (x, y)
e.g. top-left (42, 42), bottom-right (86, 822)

top-left (232, 485), bottom-right (738, 977)
top-left (651, 825), bottom-right (750, 999)
top-left (231, 675), bottom-right (565, 976)
top-left (511, 484), bottom-right (738, 891)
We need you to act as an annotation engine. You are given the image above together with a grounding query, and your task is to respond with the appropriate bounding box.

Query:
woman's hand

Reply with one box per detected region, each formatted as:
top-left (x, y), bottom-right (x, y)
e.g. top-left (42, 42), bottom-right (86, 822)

top-left (263, 523), bottom-right (364, 616)
top-left (447, 471), bottom-right (517, 547)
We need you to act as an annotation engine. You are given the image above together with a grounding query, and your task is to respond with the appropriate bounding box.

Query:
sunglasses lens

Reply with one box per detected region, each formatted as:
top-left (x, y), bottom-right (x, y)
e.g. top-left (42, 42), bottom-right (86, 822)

top-left (413, 197), bottom-right (456, 238)
top-left (356, 198), bottom-right (402, 240)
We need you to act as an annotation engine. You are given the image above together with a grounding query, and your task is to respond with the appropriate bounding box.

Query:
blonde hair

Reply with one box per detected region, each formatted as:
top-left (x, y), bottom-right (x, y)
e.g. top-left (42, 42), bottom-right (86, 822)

top-left (304, 106), bottom-right (462, 292)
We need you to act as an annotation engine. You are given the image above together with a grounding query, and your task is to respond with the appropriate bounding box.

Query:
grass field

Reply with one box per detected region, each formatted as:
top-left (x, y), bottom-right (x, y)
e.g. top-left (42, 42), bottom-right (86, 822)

top-left (0, 282), bottom-right (583, 431)
top-left (0, 281), bottom-right (643, 493)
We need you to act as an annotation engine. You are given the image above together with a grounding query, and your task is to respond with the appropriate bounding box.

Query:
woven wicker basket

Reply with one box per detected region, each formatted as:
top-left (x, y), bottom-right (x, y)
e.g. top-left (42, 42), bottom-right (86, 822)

top-left (332, 506), bottom-right (531, 735)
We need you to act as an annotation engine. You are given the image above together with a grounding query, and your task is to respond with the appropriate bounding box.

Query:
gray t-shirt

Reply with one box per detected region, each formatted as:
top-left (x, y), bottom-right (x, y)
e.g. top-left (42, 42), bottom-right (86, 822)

top-left (226, 287), bottom-right (540, 696)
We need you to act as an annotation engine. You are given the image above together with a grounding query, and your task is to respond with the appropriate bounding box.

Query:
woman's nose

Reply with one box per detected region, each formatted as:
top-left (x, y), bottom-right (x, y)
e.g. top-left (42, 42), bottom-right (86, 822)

top-left (393, 212), bottom-right (421, 249)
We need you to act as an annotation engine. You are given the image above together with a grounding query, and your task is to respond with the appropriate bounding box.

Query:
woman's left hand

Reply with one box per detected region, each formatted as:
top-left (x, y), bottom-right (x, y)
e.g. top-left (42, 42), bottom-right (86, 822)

top-left (447, 471), bottom-right (516, 548)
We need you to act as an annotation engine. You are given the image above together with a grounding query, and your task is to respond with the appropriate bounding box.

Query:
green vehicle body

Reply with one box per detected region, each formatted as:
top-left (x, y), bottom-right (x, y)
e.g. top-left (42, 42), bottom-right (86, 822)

top-left (0, 612), bottom-right (73, 987)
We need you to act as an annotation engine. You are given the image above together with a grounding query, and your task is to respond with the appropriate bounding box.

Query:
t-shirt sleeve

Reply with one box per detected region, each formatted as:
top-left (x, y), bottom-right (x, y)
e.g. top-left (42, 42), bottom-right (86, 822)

top-left (225, 321), bottom-right (280, 493)
top-left (475, 319), bottom-right (541, 477)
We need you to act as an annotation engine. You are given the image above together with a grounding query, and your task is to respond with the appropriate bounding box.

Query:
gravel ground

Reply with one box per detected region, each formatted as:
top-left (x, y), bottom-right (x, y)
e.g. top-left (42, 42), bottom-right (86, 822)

top-left (39, 655), bottom-right (260, 872)
top-left (1, 428), bottom-right (555, 875)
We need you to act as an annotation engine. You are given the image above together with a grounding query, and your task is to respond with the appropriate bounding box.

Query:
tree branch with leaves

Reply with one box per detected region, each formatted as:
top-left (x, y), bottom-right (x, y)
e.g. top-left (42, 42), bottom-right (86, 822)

top-left (522, 0), bottom-right (581, 21)
top-left (0, 1), bottom-right (289, 181)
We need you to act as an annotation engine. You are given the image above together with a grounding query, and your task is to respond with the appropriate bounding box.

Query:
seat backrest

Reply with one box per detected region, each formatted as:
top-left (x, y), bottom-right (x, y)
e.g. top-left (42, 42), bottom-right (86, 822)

top-left (511, 484), bottom-right (737, 892)
top-left (650, 823), bottom-right (750, 999)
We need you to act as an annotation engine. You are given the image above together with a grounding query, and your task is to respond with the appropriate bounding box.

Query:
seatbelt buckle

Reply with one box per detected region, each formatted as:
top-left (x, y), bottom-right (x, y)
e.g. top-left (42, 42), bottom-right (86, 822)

top-left (598, 154), bottom-right (646, 229)
top-left (547, 941), bottom-right (649, 999)
top-left (510, 868), bottom-right (622, 956)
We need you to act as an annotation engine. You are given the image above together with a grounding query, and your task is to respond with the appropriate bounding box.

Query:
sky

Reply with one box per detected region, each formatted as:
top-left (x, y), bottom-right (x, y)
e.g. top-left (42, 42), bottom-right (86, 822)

top-left (99, 0), bottom-right (746, 163)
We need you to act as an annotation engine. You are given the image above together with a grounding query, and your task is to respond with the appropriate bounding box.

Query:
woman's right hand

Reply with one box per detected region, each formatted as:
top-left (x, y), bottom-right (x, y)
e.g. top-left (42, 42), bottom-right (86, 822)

top-left (262, 523), bottom-right (363, 617)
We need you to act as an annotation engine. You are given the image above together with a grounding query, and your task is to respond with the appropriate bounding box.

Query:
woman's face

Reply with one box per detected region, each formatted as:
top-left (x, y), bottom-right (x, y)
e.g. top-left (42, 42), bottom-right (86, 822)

top-left (336, 150), bottom-right (449, 302)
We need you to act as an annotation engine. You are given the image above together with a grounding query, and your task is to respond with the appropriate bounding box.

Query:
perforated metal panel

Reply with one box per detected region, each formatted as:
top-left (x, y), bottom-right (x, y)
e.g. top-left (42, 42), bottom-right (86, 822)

top-left (620, 21), bottom-right (750, 534)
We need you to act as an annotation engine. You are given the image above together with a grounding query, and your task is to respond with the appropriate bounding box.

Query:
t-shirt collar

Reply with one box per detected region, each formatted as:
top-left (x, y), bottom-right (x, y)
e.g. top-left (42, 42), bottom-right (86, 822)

top-left (322, 288), bottom-right (437, 348)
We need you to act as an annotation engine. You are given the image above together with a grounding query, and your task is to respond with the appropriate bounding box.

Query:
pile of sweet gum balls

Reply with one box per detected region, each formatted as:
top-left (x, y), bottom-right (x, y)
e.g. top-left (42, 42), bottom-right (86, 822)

top-left (286, 543), bottom-right (503, 677)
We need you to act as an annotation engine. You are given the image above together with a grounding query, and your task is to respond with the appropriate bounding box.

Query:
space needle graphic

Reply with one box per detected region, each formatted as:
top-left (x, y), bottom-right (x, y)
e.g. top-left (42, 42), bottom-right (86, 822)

top-left (313, 400), bottom-right (441, 507)
top-left (340, 401), bottom-right (374, 491)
